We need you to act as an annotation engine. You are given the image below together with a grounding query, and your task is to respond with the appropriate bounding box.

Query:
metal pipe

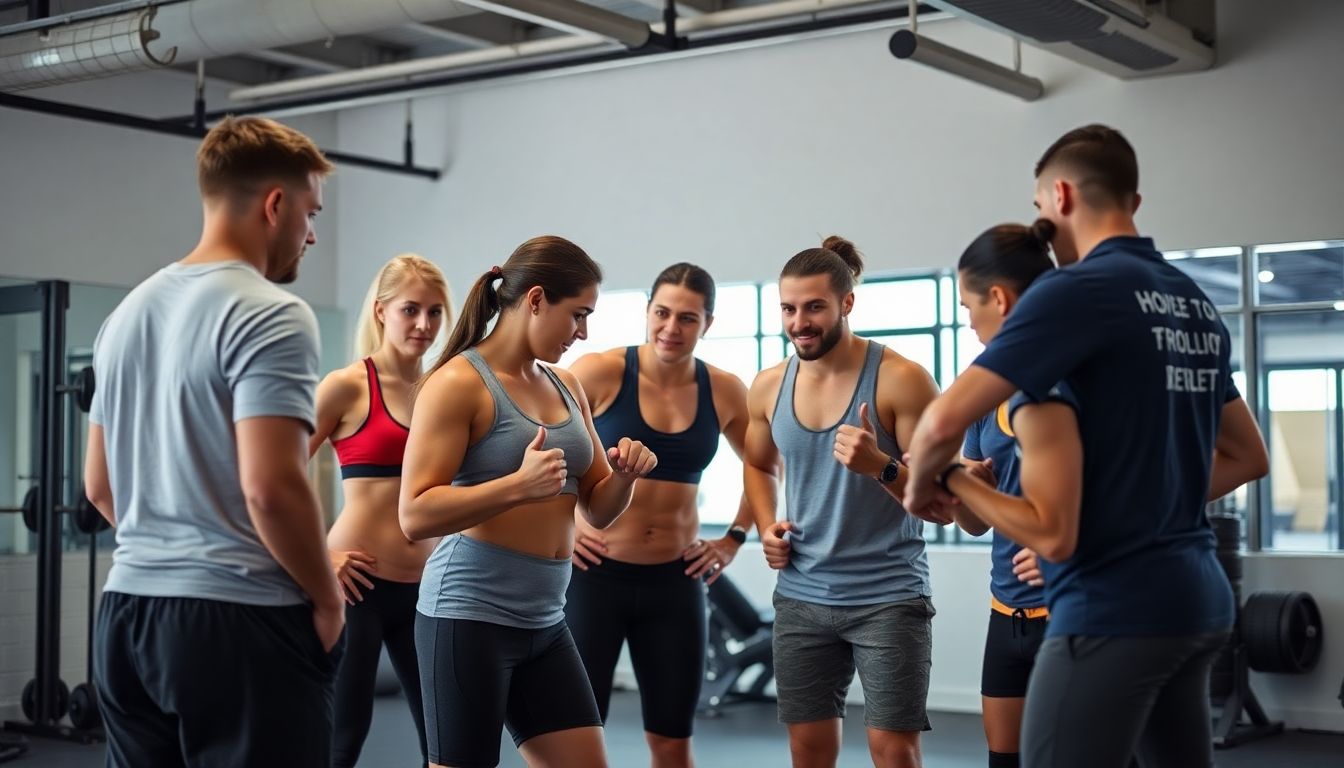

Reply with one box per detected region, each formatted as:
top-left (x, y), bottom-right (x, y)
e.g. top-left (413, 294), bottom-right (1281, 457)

top-left (0, 91), bottom-right (442, 180)
top-left (227, 0), bottom-right (902, 103)
top-left (35, 280), bottom-right (68, 724)
top-left (888, 29), bottom-right (1043, 101)
top-left (247, 48), bottom-right (348, 74)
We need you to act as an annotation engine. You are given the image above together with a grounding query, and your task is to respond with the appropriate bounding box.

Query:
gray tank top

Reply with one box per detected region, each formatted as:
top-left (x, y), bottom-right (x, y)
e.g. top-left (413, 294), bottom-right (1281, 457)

top-left (453, 348), bottom-right (593, 496)
top-left (416, 348), bottom-right (595, 629)
top-left (771, 340), bottom-right (930, 606)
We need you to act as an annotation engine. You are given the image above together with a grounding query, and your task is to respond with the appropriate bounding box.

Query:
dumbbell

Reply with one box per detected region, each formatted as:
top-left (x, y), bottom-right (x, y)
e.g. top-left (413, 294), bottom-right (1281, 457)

top-left (0, 488), bottom-right (107, 534)
top-left (56, 366), bottom-right (95, 413)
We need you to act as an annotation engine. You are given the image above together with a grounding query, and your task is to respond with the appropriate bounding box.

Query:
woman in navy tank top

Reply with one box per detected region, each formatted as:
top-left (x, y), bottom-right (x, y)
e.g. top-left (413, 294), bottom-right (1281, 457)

top-left (400, 236), bottom-right (657, 768)
top-left (309, 254), bottom-right (451, 768)
top-left (947, 224), bottom-right (1056, 768)
top-left (565, 264), bottom-right (756, 767)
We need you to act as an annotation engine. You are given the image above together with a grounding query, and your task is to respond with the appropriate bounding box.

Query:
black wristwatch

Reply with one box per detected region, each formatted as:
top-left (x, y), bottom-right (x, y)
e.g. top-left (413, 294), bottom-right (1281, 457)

top-left (726, 525), bottom-right (748, 545)
top-left (879, 456), bottom-right (902, 484)
top-left (937, 462), bottom-right (965, 493)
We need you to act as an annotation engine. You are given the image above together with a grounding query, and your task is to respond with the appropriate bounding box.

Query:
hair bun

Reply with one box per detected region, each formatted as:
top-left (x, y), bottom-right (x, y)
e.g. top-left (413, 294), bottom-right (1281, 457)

top-left (821, 235), bottom-right (865, 280)
top-left (1029, 218), bottom-right (1057, 246)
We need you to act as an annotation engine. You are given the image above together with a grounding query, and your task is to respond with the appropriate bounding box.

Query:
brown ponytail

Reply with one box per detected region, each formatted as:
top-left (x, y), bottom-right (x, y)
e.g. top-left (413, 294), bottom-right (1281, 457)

top-left (422, 235), bottom-right (602, 384)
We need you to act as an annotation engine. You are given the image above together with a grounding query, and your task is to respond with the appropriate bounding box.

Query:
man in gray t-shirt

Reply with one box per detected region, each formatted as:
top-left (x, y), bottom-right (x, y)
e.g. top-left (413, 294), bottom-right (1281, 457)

top-left (83, 117), bottom-right (344, 768)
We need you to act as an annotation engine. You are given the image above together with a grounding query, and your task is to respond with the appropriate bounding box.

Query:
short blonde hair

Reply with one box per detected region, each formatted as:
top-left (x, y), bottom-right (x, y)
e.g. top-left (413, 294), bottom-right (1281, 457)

top-left (196, 116), bottom-right (334, 199)
top-left (354, 254), bottom-right (453, 360)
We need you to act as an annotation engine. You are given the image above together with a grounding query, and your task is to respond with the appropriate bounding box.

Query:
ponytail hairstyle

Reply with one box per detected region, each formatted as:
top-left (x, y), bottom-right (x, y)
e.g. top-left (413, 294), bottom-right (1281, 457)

top-left (649, 262), bottom-right (716, 317)
top-left (781, 234), bottom-right (865, 295)
top-left (424, 235), bottom-right (602, 379)
top-left (353, 254), bottom-right (451, 361)
top-left (957, 219), bottom-right (1057, 297)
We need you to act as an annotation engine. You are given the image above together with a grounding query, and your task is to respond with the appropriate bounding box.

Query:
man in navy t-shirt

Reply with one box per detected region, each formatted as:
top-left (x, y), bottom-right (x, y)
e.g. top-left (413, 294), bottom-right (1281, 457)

top-left (904, 125), bottom-right (1271, 767)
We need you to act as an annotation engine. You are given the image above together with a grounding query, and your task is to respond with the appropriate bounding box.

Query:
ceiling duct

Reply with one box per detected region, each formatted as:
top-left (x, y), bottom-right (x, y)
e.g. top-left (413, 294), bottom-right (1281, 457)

top-left (0, 0), bottom-right (481, 91)
top-left (930, 0), bottom-right (1214, 78)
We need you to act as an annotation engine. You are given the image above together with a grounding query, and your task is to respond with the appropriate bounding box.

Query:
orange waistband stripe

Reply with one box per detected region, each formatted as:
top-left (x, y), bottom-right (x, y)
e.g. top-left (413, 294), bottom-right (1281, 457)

top-left (991, 595), bottom-right (1049, 619)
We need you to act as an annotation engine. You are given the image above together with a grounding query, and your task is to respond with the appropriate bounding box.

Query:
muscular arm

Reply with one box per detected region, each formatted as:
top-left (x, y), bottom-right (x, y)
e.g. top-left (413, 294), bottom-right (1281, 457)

top-left (398, 362), bottom-right (530, 541)
top-left (567, 351), bottom-right (638, 528)
top-left (945, 402), bottom-right (1083, 561)
top-left (83, 424), bottom-right (115, 527)
top-left (904, 365), bottom-right (1017, 512)
top-left (238, 416), bottom-right (343, 611)
top-left (571, 368), bottom-right (645, 529)
top-left (880, 356), bottom-right (941, 500)
top-left (744, 367), bottom-right (784, 537)
top-left (717, 372), bottom-right (758, 533)
top-left (1208, 397), bottom-right (1270, 501)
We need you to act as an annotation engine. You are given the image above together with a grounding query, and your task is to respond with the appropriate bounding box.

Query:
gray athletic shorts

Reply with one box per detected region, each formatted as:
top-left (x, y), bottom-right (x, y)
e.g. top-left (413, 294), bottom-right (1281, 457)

top-left (772, 592), bottom-right (934, 732)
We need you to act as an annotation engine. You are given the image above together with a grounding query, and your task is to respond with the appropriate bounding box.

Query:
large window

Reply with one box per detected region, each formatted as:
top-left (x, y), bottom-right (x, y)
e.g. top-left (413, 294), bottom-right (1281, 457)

top-left (1172, 240), bottom-right (1343, 553)
top-left (562, 239), bottom-right (1344, 553)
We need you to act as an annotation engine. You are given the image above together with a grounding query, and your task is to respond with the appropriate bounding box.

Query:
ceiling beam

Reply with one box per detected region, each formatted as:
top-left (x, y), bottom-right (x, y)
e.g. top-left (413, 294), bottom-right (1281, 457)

top-left (246, 49), bottom-right (348, 74)
top-left (452, 0), bottom-right (651, 47)
top-left (626, 0), bottom-right (719, 16)
top-left (402, 21), bottom-right (495, 49)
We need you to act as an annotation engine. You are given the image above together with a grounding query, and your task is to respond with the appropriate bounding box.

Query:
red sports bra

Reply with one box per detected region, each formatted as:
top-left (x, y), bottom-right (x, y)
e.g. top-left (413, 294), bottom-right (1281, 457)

top-left (331, 358), bottom-right (410, 479)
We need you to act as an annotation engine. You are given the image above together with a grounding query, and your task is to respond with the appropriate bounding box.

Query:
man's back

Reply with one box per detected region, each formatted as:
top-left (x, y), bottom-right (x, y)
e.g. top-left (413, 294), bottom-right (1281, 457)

top-left (92, 260), bottom-right (320, 606)
top-left (976, 236), bottom-right (1236, 636)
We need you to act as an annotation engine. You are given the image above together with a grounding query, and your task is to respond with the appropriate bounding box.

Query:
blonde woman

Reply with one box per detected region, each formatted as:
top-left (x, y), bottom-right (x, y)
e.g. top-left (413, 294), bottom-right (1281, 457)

top-left (310, 254), bottom-right (452, 768)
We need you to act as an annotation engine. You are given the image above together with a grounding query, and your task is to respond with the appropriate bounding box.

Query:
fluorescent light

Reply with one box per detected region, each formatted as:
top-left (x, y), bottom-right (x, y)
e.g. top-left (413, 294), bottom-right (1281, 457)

top-left (1168, 246), bottom-right (1241, 260)
top-left (1257, 270), bottom-right (1275, 283)
top-left (1257, 240), bottom-right (1333, 254)
top-left (889, 29), bottom-right (1043, 102)
top-left (1192, 246), bottom-right (1242, 259)
top-left (1334, 301), bottom-right (1344, 312)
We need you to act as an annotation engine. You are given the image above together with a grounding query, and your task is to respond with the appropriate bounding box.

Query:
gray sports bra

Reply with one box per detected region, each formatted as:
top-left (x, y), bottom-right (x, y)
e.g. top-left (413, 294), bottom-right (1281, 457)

top-left (452, 348), bottom-right (593, 496)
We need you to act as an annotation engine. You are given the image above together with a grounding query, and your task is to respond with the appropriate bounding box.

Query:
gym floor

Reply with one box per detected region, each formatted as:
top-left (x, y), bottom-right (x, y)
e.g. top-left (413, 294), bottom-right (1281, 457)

top-left (19, 690), bottom-right (1344, 767)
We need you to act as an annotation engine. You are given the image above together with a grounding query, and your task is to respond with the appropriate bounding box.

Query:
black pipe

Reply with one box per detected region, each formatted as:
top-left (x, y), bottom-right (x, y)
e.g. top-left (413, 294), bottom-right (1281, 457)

top-left (35, 280), bottom-right (68, 724)
top-left (170, 5), bottom-right (917, 123)
top-left (27, 0), bottom-right (48, 21)
top-left (404, 112), bottom-right (414, 168)
top-left (0, 91), bottom-right (442, 180)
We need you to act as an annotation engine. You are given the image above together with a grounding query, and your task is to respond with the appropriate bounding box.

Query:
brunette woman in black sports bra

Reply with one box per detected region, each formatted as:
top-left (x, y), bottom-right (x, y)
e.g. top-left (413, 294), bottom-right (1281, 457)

top-left (566, 263), bottom-right (757, 768)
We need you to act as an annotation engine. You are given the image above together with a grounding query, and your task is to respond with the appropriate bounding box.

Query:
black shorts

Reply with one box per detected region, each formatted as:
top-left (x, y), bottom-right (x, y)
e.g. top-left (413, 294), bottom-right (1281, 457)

top-left (980, 609), bottom-right (1048, 698)
top-left (415, 613), bottom-right (603, 768)
top-left (565, 558), bottom-right (707, 738)
top-left (95, 592), bottom-right (343, 768)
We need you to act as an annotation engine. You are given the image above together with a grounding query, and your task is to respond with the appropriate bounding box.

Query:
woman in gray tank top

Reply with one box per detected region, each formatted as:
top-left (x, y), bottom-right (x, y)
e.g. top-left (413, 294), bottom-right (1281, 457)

top-left (399, 236), bottom-right (658, 768)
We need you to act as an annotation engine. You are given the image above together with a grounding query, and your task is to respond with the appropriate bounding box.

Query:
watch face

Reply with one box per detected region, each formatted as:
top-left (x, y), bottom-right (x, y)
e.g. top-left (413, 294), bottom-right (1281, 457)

top-left (881, 462), bottom-right (900, 483)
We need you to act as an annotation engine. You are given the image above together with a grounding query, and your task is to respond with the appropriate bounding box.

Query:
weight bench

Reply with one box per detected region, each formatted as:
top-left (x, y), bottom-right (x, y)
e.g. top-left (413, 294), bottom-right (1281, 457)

top-left (698, 574), bottom-right (775, 716)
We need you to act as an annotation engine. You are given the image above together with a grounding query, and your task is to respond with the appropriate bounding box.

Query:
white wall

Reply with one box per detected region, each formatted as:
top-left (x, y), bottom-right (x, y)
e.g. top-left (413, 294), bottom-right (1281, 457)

top-left (0, 71), bottom-right (341, 307)
top-left (329, 0), bottom-right (1344, 731)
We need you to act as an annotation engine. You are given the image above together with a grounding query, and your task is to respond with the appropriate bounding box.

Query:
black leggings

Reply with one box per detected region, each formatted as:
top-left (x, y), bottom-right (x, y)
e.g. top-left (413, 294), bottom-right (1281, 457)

top-left (332, 576), bottom-right (427, 768)
top-left (416, 614), bottom-right (603, 768)
top-left (564, 557), bottom-right (707, 738)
